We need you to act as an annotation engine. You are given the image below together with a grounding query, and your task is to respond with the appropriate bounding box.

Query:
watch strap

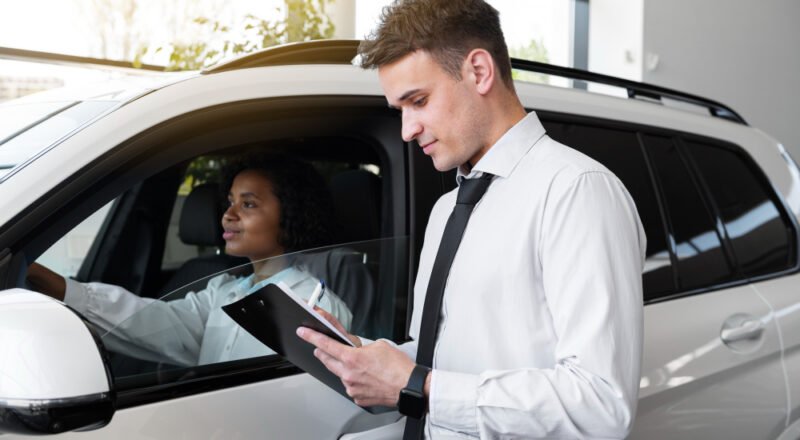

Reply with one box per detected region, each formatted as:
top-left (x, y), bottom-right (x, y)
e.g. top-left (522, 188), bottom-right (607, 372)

top-left (406, 364), bottom-right (430, 393)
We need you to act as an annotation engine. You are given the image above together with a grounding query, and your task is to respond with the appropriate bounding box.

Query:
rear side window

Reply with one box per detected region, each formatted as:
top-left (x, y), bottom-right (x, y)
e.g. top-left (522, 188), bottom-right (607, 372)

top-left (643, 135), bottom-right (735, 292)
top-left (685, 140), bottom-right (795, 277)
top-left (543, 120), bottom-right (675, 299)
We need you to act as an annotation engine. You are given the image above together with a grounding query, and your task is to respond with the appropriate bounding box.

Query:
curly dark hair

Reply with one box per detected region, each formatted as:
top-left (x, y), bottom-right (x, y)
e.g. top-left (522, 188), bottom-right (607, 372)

top-left (220, 154), bottom-right (335, 253)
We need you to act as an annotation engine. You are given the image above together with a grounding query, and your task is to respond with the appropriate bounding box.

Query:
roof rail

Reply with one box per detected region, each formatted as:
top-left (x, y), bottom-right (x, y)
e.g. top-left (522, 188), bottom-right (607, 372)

top-left (203, 40), bottom-right (746, 125)
top-left (511, 58), bottom-right (747, 125)
top-left (202, 39), bottom-right (360, 74)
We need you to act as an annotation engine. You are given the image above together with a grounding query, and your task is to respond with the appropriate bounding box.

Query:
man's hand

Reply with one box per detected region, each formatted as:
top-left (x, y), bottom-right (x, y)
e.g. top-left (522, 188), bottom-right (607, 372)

top-left (312, 306), bottom-right (362, 348)
top-left (296, 325), bottom-right (416, 407)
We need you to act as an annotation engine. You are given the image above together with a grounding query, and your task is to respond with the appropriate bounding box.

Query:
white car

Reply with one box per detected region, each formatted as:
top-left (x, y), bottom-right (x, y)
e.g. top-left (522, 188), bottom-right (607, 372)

top-left (0, 40), bottom-right (799, 439)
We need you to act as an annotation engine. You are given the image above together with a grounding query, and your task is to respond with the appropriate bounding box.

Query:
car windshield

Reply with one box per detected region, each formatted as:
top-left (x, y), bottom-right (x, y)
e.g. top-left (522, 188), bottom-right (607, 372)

top-left (99, 237), bottom-right (406, 385)
top-left (0, 100), bottom-right (119, 180)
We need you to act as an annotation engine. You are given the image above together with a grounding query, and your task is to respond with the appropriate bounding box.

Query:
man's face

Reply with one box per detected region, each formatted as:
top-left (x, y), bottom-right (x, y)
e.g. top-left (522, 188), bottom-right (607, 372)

top-left (378, 50), bottom-right (487, 171)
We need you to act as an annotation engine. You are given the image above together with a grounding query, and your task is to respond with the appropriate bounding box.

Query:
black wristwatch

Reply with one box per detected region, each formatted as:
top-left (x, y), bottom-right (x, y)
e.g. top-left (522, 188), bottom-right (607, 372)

top-left (398, 364), bottom-right (431, 419)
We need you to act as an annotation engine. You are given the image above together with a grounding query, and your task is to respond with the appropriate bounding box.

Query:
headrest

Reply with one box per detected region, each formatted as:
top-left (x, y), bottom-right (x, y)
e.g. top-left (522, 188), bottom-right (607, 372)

top-left (330, 170), bottom-right (382, 244)
top-left (179, 183), bottom-right (224, 247)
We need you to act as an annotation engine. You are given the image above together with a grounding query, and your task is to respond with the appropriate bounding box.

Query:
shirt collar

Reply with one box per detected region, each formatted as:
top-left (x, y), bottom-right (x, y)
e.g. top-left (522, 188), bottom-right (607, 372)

top-left (456, 111), bottom-right (546, 184)
top-left (237, 266), bottom-right (303, 295)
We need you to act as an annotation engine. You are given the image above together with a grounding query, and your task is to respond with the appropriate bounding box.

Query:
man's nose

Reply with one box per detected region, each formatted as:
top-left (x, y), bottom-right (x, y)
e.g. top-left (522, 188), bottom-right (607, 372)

top-left (401, 111), bottom-right (422, 142)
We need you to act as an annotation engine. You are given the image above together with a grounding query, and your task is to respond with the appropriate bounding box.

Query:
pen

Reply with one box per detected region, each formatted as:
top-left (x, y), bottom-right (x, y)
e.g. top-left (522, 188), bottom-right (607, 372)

top-left (307, 280), bottom-right (326, 308)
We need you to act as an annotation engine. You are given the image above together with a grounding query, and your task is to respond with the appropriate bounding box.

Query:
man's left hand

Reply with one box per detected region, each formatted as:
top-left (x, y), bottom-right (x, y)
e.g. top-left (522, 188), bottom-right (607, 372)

top-left (296, 326), bottom-right (416, 407)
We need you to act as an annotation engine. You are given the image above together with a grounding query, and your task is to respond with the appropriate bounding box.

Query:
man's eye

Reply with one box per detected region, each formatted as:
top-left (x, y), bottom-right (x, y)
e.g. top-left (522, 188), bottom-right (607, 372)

top-left (243, 201), bottom-right (256, 208)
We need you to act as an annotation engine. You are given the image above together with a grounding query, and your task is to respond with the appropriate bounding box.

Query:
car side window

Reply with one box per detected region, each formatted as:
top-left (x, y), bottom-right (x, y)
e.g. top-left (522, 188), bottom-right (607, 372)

top-left (35, 200), bottom-right (115, 277)
top-left (685, 140), bottom-right (796, 277)
top-left (643, 135), bottom-right (734, 292)
top-left (83, 149), bottom-right (406, 395)
top-left (542, 120), bottom-right (675, 300)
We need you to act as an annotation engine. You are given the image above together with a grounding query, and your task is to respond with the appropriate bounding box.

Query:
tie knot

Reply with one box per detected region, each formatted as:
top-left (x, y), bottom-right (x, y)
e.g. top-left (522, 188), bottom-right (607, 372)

top-left (456, 174), bottom-right (494, 205)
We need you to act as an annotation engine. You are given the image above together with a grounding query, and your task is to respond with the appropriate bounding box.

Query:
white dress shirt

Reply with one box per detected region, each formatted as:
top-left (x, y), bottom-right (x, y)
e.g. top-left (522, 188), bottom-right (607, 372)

top-left (64, 266), bottom-right (352, 367)
top-left (401, 111), bottom-right (646, 439)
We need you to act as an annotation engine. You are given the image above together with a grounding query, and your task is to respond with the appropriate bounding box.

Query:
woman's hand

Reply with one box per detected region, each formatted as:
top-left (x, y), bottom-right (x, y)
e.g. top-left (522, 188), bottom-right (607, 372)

top-left (313, 306), bottom-right (362, 348)
top-left (26, 262), bottom-right (67, 301)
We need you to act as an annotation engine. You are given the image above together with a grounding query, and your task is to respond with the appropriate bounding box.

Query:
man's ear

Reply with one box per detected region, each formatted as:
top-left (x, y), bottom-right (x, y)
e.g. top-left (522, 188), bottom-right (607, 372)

top-left (464, 48), bottom-right (496, 96)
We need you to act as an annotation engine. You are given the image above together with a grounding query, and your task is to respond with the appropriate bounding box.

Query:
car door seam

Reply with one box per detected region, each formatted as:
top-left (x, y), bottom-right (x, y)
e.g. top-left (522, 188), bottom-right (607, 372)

top-left (751, 283), bottom-right (791, 427)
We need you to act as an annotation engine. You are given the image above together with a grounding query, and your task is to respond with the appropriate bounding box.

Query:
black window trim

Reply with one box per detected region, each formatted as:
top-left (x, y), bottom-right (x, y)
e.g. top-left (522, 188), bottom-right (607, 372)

top-left (533, 109), bottom-right (800, 306)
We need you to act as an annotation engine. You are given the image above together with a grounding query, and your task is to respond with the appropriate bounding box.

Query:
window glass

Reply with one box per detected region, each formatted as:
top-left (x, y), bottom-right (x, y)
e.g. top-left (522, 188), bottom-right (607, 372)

top-left (0, 100), bottom-right (117, 182)
top-left (644, 135), bottom-right (734, 291)
top-left (686, 140), bottom-right (794, 277)
top-left (106, 237), bottom-right (406, 385)
top-left (0, 101), bottom-right (74, 143)
top-left (36, 200), bottom-right (115, 277)
top-left (35, 147), bottom-right (404, 390)
top-left (543, 120), bottom-right (674, 299)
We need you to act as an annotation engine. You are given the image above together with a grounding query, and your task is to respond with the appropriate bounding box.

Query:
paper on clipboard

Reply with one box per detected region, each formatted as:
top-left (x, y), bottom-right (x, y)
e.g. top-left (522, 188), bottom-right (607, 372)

top-left (274, 281), bottom-right (355, 346)
top-left (221, 281), bottom-right (391, 414)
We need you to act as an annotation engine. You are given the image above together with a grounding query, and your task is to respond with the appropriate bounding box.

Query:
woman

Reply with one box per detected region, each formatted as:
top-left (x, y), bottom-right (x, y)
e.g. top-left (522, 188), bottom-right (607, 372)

top-left (26, 154), bottom-right (352, 367)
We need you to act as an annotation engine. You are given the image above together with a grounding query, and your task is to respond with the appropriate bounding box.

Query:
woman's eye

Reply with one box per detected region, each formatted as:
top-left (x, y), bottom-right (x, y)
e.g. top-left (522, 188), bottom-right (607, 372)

top-left (413, 97), bottom-right (427, 107)
top-left (243, 201), bottom-right (256, 208)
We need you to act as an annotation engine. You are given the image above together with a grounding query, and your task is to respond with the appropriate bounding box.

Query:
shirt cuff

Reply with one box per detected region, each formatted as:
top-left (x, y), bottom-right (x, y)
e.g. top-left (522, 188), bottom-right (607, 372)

top-left (63, 277), bottom-right (89, 314)
top-left (429, 370), bottom-right (480, 434)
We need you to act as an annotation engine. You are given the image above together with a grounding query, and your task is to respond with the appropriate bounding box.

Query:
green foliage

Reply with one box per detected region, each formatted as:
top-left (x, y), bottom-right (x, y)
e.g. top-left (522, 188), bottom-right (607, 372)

top-left (154, 0), bottom-right (335, 72)
top-left (510, 39), bottom-right (550, 84)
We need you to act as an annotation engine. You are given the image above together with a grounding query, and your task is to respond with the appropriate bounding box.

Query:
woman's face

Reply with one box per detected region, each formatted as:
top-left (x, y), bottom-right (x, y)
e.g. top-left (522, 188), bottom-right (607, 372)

top-left (222, 170), bottom-right (284, 262)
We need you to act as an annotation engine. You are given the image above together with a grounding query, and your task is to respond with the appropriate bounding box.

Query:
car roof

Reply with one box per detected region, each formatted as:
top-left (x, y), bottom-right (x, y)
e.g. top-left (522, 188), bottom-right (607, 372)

top-left (203, 39), bottom-right (747, 126)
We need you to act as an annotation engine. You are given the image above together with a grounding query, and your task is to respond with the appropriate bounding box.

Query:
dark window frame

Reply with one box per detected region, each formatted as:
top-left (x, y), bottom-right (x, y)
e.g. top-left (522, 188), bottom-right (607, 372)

top-left (534, 109), bottom-right (800, 305)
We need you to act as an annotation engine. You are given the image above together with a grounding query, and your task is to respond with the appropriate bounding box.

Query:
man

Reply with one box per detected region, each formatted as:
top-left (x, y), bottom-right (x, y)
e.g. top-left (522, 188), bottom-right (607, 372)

top-left (297, 0), bottom-right (646, 438)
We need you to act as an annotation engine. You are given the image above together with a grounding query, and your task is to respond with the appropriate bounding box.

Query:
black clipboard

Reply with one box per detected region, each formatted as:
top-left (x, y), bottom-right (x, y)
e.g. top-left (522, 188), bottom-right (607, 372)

top-left (222, 282), bottom-right (392, 414)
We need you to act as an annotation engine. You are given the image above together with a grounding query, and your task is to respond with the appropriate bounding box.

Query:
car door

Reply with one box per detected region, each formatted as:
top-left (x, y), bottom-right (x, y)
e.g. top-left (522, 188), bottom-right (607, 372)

top-left (0, 89), bottom-right (416, 439)
top-left (541, 117), bottom-right (788, 439)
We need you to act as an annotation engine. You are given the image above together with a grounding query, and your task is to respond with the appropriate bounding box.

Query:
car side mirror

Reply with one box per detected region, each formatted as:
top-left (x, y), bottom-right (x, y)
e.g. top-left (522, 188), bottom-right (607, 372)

top-left (0, 289), bottom-right (115, 435)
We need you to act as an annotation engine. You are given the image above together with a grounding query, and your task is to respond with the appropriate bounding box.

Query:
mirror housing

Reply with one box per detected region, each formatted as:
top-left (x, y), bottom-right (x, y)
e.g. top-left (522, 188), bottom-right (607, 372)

top-left (0, 289), bottom-right (115, 434)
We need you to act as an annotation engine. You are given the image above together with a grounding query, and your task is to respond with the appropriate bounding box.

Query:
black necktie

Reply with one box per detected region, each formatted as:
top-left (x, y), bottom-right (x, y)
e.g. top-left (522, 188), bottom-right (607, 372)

top-left (404, 173), bottom-right (494, 440)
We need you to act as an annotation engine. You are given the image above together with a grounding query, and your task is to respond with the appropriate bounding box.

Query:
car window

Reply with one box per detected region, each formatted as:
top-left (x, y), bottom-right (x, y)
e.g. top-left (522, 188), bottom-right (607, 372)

top-left (37, 144), bottom-right (406, 397)
top-left (643, 135), bottom-right (734, 292)
top-left (102, 237), bottom-right (405, 384)
top-left (685, 140), bottom-right (796, 277)
top-left (0, 101), bottom-right (75, 143)
top-left (0, 101), bottom-right (117, 181)
top-left (542, 120), bottom-right (675, 300)
top-left (35, 200), bottom-right (115, 278)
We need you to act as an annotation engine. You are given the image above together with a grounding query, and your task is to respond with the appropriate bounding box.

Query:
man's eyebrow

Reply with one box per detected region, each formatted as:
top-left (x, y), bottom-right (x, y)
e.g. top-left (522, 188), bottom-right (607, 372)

top-left (387, 88), bottom-right (423, 109)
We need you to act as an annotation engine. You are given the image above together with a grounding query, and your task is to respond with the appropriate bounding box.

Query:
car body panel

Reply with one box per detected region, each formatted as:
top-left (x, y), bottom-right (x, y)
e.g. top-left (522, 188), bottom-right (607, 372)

top-left (631, 284), bottom-right (787, 438)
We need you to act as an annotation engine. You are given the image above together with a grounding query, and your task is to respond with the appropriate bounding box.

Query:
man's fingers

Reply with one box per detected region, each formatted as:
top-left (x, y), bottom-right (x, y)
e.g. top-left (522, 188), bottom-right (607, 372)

top-left (313, 307), bottom-right (343, 331)
top-left (296, 326), bottom-right (351, 359)
top-left (313, 347), bottom-right (347, 378)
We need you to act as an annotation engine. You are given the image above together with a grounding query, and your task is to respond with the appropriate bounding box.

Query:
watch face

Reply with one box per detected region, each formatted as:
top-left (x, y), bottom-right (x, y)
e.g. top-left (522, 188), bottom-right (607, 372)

top-left (399, 388), bottom-right (426, 419)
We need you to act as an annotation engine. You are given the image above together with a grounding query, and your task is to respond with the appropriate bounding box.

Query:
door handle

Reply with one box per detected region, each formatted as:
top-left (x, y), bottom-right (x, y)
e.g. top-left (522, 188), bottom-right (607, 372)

top-left (720, 319), bottom-right (764, 343)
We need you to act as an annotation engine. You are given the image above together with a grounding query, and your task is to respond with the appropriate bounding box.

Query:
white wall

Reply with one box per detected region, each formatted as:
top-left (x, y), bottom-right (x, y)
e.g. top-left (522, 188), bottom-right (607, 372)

top-left (641, 0), bottom-right (800, 156)
top-left (589, 0), bottom-right (644, 82)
